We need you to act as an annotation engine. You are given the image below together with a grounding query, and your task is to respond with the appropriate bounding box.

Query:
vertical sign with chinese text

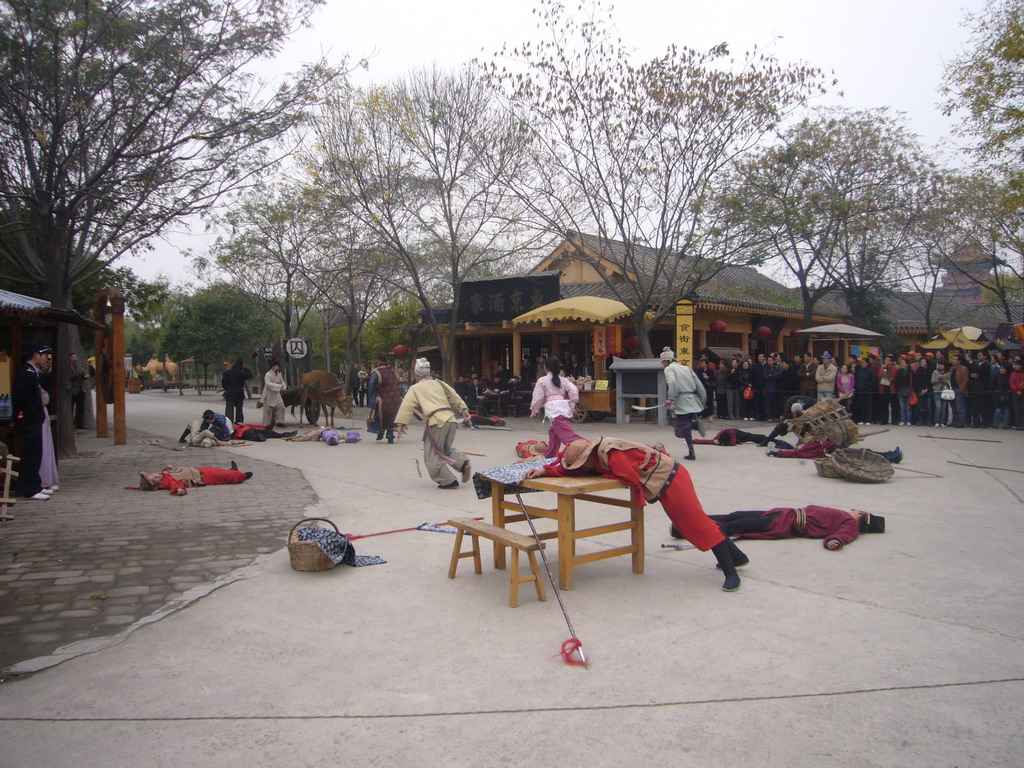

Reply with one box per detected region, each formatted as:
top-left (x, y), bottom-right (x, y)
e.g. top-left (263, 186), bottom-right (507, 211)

top-left (675, 300), bottom-right (694, 366)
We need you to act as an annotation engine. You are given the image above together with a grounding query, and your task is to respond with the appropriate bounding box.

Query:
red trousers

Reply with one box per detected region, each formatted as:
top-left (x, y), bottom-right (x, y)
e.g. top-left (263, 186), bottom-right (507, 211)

top-left (199, 467), bottom-right (248, 486)
top-left (656, 468), bottom-right (726, 551)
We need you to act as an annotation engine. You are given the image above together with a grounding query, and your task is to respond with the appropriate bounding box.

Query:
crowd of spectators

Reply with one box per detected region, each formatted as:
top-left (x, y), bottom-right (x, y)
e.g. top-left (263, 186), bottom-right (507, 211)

top-left (700, 348), bottom-right (1024, 430)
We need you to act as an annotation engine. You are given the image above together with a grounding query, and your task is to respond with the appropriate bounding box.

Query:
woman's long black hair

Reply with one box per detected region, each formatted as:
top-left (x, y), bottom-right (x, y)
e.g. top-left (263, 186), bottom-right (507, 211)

top-left (545, 356), bottom-right (561, 388)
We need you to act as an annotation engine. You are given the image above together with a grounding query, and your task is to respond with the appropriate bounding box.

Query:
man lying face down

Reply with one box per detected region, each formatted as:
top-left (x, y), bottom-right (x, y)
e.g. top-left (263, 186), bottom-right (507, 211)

top-left (694, 506), bottom-right (885, 551)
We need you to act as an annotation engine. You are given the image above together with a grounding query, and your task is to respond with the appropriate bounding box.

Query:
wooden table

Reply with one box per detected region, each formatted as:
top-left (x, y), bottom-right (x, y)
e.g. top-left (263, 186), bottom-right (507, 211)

top-left (479, 393), bottom-right (505, 417)
top-left (489, 475), bottom-right (644, 590)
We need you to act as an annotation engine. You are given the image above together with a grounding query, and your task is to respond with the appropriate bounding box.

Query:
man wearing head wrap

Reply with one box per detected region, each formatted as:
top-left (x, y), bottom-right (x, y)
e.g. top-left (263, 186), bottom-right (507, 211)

top-left (701, 506), bottom-right (885, 550)
top-left (394, 358), bottom-right (472, 489)
top-left (524, 437), bottom-right (747, 591)
top-left (660, 347), bottom-right (706, 461)
top-left (178, 409), bottom-right (232, 446)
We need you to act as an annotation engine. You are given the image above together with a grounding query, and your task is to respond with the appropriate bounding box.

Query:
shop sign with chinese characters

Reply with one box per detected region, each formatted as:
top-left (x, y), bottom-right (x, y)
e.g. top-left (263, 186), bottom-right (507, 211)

top-left (456, 274), bottom-right (560, 324)
top-left (674, 300), bottom-right (694, 366)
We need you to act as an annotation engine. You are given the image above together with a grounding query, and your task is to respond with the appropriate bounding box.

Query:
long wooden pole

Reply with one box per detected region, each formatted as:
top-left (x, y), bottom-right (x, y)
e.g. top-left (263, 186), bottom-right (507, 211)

top-left (947, 461), bottom-right (1024, 475)
top-left (918, 435), bottom-right (1002, 443)
top-left (892, 465), bottom-right (943, 478)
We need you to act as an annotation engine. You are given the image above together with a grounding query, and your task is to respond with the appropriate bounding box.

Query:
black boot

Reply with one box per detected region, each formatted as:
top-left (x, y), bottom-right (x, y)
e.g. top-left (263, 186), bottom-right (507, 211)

top-left (178, 427), bottom-right (191, 444)
top-left (230, 460), bottom-right (239, 471)
top-left (711, 540), bottom-right (741, 592)
top-left (683, 437), bottom-right (695, 461)
top-left (244, 471), bottom-right (253, 480)
top-left (715, 538), bottom-right (749, 569)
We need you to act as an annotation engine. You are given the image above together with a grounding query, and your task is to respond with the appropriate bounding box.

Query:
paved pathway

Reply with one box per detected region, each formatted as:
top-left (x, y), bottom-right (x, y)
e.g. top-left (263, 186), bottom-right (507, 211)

top-left (0, 428), bottom-right (317, 676)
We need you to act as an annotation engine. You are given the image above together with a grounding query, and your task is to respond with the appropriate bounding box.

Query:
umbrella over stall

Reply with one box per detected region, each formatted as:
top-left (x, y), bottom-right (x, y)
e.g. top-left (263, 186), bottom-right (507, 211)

top-left (512, 296), bottom-right (646, 326)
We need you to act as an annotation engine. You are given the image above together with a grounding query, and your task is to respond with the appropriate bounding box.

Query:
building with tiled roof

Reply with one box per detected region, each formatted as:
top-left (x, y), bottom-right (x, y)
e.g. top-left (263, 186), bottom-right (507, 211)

top-left (443, 234), bottom-right (1018, 386)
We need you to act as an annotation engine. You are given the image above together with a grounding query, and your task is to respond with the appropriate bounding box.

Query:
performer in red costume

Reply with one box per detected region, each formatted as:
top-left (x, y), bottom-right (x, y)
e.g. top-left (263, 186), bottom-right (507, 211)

top-left (524, 437), bottom-right (747, 591)
top-left (135, 461), bottom-right (252, 496)
top-left (703, 506), bottom-right (885, 550)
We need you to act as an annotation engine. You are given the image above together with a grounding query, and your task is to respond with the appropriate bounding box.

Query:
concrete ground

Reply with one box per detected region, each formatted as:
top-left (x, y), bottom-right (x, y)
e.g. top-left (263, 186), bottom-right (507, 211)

top-left (0, 390), bottom-right (1022, 767)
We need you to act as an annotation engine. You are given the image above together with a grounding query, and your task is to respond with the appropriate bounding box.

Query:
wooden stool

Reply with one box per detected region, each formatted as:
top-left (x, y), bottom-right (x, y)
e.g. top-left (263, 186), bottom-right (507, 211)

top-left (0, 452), bottom-right (19, 522)
top-left (447, 517), bottom-right (546, 608)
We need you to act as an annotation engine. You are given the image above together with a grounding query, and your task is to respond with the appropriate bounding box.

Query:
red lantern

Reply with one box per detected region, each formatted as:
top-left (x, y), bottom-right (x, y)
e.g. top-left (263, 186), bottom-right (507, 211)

top-left (392, 344), bottom-right (410, 357)
top-left (708, 320), bottom-right (727, 333)
top-left (624, 336), bottom-right (641, 351)
top-left (754, 325), bottom-right (772, 339)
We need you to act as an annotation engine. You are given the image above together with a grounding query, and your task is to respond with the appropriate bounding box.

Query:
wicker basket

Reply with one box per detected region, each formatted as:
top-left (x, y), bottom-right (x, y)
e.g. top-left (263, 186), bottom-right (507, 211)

top-left (831, 448), bottom-right (894, 483)
top-left (814, 456), bottom-right (841, 478)
top-left (288, 517), bottom-right (340, 572)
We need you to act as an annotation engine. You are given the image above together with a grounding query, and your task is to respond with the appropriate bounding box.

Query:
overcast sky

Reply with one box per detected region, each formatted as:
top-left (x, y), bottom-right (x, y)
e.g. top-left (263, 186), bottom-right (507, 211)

top-left (126, 0), bottom-right (987, 284)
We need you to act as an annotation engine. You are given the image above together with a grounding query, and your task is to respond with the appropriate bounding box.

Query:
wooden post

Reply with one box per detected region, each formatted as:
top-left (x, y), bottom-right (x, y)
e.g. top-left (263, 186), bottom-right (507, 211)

top-left (94, 327), bottom-right (107, 438)
top-left (112, 307), bottom-right (126, 445)
top-left (92, 288), bottom-right (126, 443)
top-left (512, 330), bottom-right (522, 377)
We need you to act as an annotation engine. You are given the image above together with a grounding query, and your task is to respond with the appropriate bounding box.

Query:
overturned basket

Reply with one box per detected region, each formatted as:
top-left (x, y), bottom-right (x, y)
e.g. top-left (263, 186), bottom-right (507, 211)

top-left (814, 456), bottom-right (842, 478)
top-left (817, 449), bottom-right (894, 483)
top-left (288, 517), bottom-right (339, 572)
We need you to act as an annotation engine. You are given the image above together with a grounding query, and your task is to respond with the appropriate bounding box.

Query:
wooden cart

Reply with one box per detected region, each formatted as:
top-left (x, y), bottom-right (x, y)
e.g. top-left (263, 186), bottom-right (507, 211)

top-left (573, 388), bottom-right (614, 422)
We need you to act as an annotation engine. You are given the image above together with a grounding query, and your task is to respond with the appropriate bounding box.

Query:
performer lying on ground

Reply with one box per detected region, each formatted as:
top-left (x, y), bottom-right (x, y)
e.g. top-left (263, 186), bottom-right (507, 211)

top-left (524, 437), bottom-right (747, 591)
top-left (134, 461), bottom-right (252, 495)
top-left (694, 428), bottom-right (793, 449)
top-left (230, 423), bottom-right (296, 441)
top-left (766, 441), bottom-right (903, 463)
top-left (691, 506), bottom-right (886, 551)
top-left (285, 427), bottom-right (342, 445)
top-left (531, 356), bottom-right (580, 458)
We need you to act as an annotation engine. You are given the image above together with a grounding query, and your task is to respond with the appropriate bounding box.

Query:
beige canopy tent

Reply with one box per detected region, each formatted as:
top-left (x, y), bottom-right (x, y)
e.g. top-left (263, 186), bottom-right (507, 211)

top-left (796, 323), bottom-right (883, 338)
top-left (513, 297), bottom-right (641, 326)
top-left (918, 326), bottom-right (988, 351)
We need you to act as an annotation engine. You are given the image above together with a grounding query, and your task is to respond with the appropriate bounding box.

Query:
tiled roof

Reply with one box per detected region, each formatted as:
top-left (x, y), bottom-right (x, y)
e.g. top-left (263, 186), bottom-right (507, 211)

top-left (552, 234), bottom-right (1021, 332)
top-left (0, 289), bottom-right (50, 311)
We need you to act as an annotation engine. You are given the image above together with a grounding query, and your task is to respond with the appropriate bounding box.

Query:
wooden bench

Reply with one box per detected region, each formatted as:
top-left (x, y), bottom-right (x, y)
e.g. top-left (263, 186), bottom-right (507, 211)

top-left (447, 517), bottom-right (546, 608)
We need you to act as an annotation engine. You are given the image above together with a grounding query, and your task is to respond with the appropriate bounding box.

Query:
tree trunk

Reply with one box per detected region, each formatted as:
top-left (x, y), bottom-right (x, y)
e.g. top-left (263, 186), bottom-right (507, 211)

top-left (635, 314), bottom-right (654, 358)
top-left (44, 264), bottom-right (78, 457)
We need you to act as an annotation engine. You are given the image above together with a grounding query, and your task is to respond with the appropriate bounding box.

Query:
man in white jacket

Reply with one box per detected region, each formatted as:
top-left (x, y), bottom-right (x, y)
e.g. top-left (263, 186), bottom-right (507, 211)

top-left (262, 360), bottom-right (286, 428)
top-left (661, 347), bottom-right (706, 461)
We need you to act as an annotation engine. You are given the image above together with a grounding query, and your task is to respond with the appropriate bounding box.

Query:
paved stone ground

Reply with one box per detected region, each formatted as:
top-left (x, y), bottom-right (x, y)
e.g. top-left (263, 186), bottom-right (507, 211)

top-left (0, 428), bottom-right (317, 677)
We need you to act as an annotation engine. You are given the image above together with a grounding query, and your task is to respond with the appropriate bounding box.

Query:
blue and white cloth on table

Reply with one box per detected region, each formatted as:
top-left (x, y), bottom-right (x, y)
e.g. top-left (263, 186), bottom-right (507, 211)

top-left (472, 459), bottom-right (549, 500)
top-left (295, 526), bottom-right (386, 567)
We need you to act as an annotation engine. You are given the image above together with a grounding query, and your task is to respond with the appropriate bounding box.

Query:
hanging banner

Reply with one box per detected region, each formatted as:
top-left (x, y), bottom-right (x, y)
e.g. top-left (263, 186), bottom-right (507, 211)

top-left (592, 327), bottom-right (608, 358)
top-left (607, 325), bottom-right (623, 357)
top-left (675, 300), bottom-right (695, 366)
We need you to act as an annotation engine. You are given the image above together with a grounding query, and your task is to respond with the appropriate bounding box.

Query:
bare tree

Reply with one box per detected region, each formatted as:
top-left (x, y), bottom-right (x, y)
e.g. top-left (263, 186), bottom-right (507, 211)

top-left (200, 183), bottom-right (327, 340)
top-left (937, 174), bottom-right (1024, 321)
top-left (485, 0), bottom-right (825, 355)
top-left (897, 172), bottom-right (974, 337)
top-left (0, 0), bottom-right (338, 453)
top-left (735, 108), bottom-right (931, 338)
top-left (308, 65), bottom-right (544, 378)
top-left (303, 210), bottom-right (403, 375)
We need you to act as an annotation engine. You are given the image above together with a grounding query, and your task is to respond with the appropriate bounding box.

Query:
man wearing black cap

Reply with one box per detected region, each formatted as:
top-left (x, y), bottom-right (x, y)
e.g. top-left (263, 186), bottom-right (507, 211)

top-left (12, 344), bottom-right (52, 500)
top-left (698, 505), bottom-right (885, 550)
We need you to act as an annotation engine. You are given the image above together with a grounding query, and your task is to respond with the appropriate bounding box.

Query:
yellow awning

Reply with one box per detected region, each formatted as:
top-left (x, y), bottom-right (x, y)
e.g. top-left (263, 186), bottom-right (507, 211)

top-left (513, 297), bottom-right (639, 326)
top-left (919, 328), bottom-right (988, 351)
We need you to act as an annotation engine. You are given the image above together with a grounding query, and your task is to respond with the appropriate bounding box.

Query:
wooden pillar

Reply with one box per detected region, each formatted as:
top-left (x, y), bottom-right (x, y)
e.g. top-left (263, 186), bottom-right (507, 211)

top-left (112, 308), bottom-right (126, 445)
top-left (550, 331), bottom-right (560, 357)
top-left (94, 326), bottom-right (107, 438)
top-left (512, 330), bottom-right (522, 377)
top-left (480, 335), bottom-right (490, 379)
